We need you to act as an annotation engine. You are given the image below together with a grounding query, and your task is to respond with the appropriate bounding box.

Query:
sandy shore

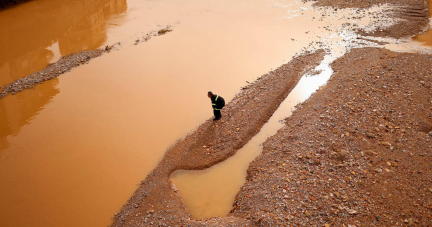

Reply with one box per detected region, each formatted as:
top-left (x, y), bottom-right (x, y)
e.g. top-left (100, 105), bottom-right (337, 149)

top-left (109, 0), bottom-right (432, 226)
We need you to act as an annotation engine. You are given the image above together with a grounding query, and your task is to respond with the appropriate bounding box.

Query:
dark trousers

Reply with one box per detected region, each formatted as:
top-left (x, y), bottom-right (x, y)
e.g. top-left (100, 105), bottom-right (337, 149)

top-left (213, 109), bottom-right (221, 119)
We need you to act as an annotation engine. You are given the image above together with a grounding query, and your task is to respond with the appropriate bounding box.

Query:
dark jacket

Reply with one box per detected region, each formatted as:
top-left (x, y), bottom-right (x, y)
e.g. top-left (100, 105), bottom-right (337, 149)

top-left (211, 94), bottom-right (225, 110)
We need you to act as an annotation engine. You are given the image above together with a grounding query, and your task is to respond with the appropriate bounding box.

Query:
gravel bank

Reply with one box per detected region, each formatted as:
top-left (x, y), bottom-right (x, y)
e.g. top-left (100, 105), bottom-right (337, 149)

top-left (110, 51), bottom-right (326, 227)
top-left (0, 49), bottom-right (105, 97)
top-left (234, 47), bottom-right (432, 226)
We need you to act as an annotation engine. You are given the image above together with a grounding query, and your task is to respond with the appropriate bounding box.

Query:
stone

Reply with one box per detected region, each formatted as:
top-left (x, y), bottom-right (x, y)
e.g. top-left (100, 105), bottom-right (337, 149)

top-left (347, 209), bottom-right (358, 215)
top-left (373, 168), bottom-right (382, 173)
top-left (339, 149), bottom-right (348, 159)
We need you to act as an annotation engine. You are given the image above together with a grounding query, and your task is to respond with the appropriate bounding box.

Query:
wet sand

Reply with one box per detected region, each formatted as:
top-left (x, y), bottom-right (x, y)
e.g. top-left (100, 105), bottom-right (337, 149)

top-left (109, 0), bottom-right (432, 226)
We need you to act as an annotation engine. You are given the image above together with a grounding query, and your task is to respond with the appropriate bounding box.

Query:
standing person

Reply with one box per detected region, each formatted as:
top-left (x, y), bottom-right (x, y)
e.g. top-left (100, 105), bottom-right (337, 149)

top-left (208, 91), bottom-right (225, 121)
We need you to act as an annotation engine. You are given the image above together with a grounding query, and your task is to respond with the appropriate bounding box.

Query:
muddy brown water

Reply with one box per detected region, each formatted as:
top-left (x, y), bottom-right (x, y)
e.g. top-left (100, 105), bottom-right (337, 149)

top-left (413, 0), bottom-right (432, 46)
top-left (0, 0), bottom-right (430, 226)
top-left (0, 0), bottom-right (128, 86)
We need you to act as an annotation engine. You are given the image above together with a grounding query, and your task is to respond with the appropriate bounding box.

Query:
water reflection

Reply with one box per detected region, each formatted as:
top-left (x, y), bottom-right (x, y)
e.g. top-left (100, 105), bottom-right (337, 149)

top-left (0, 0), bottom-right (127, 86)
top-left (0, 79), bottom-right (60, 151)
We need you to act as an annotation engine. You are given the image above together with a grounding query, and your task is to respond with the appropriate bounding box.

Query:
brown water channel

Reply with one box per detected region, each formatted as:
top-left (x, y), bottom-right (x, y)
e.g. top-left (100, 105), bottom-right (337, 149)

top-left (0, 0), bottom-right (428, 226)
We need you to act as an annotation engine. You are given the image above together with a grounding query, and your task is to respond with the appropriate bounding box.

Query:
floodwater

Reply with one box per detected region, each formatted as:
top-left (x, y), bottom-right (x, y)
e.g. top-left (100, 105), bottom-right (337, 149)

top-left (0, 0), bottom-right (430, 226)
top-left (0, 0), bottom-right (128, 86)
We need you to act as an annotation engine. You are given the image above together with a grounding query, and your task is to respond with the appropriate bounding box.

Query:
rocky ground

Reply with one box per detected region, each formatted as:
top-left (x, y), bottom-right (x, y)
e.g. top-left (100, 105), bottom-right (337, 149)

top-left (109, 0), bottom-right (432, 226)
top-left (234, 47), bottom-right (432, 226)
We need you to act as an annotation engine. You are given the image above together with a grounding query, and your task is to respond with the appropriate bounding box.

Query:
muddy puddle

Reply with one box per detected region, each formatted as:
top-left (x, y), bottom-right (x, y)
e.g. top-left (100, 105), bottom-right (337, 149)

top-left (1, 0), bottom-right (431, 226)
top-left (413, 0), bottom-right (432, 46)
